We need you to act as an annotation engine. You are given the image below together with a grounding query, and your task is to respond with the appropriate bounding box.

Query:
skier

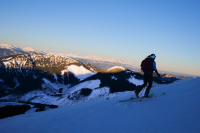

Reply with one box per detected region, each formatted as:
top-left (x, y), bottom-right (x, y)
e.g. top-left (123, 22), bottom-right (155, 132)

top-left (134, 54), bottom-right (160, 98)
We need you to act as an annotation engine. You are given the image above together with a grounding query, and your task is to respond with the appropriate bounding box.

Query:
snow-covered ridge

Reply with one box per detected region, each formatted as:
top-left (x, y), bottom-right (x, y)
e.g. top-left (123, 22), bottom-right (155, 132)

top-left (1, 54), bottom-right (75, 69)
top-left (84, 55), bottom-right (130, 64)
top-left (107, 66), bottom-right (126, 71)
top-left (1, 44), bottom-right (130, 66)
top-left (0, 44), bottom-right (17, 49)
top-left (0, 44), bottom-right (47, 56)
top-left (0, 54), bottom-right (97, 81)
top-left (22, 47), bottom-right (36, 52)
top-left (102, 66), bottom-right (127, 73)
top-left (49, 53), bottom-right (131, 64)
top-left (62, 65), bottom-right (95, 81)
top-left (22, 47), bottom-right (47, 54)
top-left (162, 74), bottom-right (176, 78)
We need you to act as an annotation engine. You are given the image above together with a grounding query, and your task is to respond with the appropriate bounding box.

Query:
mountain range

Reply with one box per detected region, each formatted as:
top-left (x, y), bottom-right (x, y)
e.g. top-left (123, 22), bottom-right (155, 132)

top-left (0, 44), bottom-right (134, 69)
top-left (0, 44), bottom-right (47, 56)
top-left (1, 44), bottom-right (197, 78)
top-left (0, 47), bottom-right (199, 131)
top-left (0, 53), bottom-right (178, 107)
top-left (0, 44), bottom-right (195, 114)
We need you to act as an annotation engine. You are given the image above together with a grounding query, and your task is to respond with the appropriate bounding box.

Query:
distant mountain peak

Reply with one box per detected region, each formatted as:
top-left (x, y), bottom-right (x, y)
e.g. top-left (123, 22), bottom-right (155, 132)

top-left (103, 66), bottom-right (127, 73)
top-left (0, 44), bottom-right (18, 49)
top-left (22, 47), bottom-right (37, 52)
top-left (0, 44), bottom-right (47, 56)
top-left (1, 44), bottom-right (132, 67)
top-left (162, 74), bottom-right (176, 78)
top-left (84, 55), bottom-right (130, 64)
top-left (49, 53), bottom-right (131, 65)
top-left (107, 66), bottom-right (126, 71)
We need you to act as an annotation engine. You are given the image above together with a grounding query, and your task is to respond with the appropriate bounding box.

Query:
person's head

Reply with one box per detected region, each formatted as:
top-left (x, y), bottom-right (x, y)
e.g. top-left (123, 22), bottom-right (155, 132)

top-left (150, 54), bottom-right (156, 60)
top-left (146, 54), bottom-right (156, 60)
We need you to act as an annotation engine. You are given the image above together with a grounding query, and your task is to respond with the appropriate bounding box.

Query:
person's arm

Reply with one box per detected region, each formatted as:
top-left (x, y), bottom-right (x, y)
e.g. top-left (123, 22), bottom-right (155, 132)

top-left (153, 61), bottom-right (160, 77)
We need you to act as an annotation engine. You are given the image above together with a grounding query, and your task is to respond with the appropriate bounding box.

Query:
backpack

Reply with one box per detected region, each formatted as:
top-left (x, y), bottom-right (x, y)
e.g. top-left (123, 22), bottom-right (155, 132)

top-left (141, 58), bottom-right (154, 73)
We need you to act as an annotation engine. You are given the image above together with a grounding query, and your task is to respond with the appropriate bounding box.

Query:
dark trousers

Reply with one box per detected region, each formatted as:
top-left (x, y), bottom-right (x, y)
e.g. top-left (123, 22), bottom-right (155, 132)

top-left (136, 73), bottom-right (153, 96)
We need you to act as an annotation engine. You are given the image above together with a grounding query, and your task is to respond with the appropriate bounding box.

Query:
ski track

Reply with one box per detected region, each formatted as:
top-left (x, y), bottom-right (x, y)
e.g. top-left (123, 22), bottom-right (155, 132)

top-left (0, 78), bottom-right (200, 133)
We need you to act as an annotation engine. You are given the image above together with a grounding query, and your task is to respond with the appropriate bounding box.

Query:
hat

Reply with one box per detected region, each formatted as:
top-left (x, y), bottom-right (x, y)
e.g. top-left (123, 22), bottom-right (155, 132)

top-left (150, 54), bottom-right (156, 59)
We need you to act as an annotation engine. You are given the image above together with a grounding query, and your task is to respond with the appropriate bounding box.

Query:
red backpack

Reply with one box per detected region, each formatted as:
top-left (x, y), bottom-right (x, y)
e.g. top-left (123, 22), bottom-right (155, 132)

top-left (141, 58), bottom-right (154, 73)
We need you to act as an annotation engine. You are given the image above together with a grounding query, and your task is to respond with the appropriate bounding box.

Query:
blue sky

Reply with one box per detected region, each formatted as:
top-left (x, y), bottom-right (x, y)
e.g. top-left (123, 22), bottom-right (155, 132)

top-left (0, 0), bottom-right (200, 76)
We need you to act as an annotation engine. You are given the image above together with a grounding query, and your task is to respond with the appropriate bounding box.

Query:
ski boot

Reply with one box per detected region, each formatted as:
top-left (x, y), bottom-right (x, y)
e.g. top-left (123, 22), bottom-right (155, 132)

top-left (134, 91), bottom-right (139, 98)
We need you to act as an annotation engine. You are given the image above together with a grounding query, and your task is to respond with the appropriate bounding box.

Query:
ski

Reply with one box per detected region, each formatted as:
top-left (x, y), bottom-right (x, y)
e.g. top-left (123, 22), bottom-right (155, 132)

top-left (119, 93), bottom-right (165, 102)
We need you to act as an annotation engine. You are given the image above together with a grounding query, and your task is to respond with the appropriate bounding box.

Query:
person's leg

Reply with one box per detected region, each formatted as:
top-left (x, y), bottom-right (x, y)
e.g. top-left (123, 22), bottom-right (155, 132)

top-left (144, 74), bottom-right (153, 96)
top-left (136, 74), bottom-right (148, 94)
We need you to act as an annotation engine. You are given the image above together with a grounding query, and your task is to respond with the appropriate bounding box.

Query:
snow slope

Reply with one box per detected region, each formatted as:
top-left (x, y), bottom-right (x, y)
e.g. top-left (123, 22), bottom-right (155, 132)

top-left (1, 78), bottom-right (200, 133)
top-left (127, 75), bottom-right (143, 86)
top-left (62, 65), bottom-right (95, 81)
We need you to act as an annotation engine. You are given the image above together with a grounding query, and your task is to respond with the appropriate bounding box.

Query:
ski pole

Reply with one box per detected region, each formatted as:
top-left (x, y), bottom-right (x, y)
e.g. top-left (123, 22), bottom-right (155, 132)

top-left (151, 77), bottom-right (158, 87)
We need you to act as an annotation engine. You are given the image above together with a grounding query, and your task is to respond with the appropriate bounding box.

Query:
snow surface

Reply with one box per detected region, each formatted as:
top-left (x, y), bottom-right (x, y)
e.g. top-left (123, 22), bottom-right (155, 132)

top-left (13, 77), bottom-right (20, 89)
top-left (0, 102), bottom-right (24, 108)
top-left (42, 78), bottom-right (68, 91)
top-left (1, 78), bottom-right (200, 133)
top-left (111, 76), bottom-right (118, 80)
top-left (67, 79), bottom-right (101, 94)
top-left (127, 75), bottom-right (143, 86)
top-left (63, 65), bottom-right (95, 80)
top-left (2, 57), bottom-right (12, 60)
top-left (0, 44), bottom-right (18, 49)
top-left (22, 47), bottom-right (37, 52)
top-left (88, 87), bottom-right (110, 99)
top-left (107, 66), bottom-right (126, 71)
top-left (18, 80), bottom-right (103, 107)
